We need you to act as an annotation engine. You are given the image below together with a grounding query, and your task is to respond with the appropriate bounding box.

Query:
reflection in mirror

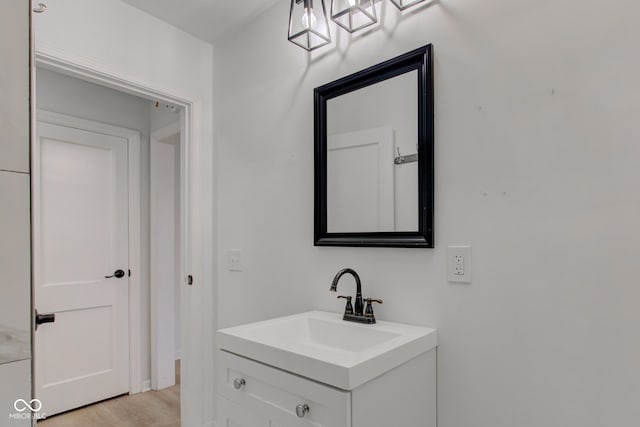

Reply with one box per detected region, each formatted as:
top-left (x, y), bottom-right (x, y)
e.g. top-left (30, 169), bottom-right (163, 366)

top-left (326, 71), bottom-right (418, 233)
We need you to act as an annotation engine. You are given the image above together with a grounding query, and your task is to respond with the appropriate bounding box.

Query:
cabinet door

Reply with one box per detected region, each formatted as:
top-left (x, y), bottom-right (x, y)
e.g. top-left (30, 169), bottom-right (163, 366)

top-left (0, 359), bottom-right (32, 426)
top-left (219, 396), bottom-right (269, 427)
top-left (0, 171), bottom-right (31, 360)
top-left (0, 0), bottom-right (30, 172)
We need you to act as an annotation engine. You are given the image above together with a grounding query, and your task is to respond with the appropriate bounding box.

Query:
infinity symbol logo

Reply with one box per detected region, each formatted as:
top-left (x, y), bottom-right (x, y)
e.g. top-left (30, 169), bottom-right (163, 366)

top-left (14, 399), bottom-right (42, 412)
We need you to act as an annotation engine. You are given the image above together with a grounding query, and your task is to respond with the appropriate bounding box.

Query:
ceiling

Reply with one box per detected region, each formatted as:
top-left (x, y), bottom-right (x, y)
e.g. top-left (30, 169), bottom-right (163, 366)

top-left (121, 0), bottom-right (282, 44)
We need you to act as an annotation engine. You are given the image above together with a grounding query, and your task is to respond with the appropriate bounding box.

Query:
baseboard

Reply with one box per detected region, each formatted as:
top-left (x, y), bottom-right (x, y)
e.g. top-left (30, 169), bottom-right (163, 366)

top-left (203, 421), bottom-right (216, 427)
top-left (141, 379), bottom-right (152, 392)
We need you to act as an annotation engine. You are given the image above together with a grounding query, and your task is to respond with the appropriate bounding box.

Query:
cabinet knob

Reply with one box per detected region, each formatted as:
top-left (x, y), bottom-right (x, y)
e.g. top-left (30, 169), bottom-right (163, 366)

top-left (233, 378), bottom-right (246, 390)
top-left (295, 404), bottom-right (310, 418)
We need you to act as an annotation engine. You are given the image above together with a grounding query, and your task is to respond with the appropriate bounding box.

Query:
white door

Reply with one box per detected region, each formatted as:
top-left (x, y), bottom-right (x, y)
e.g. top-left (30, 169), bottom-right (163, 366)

top-left (327, 126), bottom-right (395, 233)
top-left (34, 120), bottom-right (130, 416)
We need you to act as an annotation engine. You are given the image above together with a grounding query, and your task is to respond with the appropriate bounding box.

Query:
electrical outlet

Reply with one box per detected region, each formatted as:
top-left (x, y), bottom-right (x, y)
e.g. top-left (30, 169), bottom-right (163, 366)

top-left (448, 246), bottom-right (471, 283)
top-left (228, 249), bottom-right (243, 272)
top-left (454, 254), bottom-right (464, 276)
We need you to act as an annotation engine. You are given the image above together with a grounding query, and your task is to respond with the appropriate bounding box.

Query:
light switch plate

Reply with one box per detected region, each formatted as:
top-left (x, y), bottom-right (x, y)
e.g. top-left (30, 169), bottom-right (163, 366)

top-left (447, 246), bottom-right (471, 283)
top-left (228, 249), bottom-right (243, 272)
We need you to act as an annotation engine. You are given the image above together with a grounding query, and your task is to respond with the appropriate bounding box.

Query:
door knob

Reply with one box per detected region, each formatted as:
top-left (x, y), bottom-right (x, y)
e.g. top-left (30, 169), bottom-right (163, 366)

top-left (233, 378), bottom-right (246, 390)
top-left (35, 310), bottom-right (55, 330)
top-left (296, 404), bottom-right (310, 418)
top-left (105, 269), bottom-right (126, 279)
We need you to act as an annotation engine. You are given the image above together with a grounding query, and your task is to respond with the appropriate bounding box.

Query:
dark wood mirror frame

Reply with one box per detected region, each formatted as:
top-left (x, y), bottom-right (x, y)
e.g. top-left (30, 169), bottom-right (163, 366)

top-left (314, 45), bottom-right (434, 248)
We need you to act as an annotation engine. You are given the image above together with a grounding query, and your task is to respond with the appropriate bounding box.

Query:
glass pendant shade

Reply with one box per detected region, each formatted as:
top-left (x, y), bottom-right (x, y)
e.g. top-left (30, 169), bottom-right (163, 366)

top-left (331, 0), bottom-right (377, 33)
top-left (288, 0), bottom-right (332, 51)
top-left (390, 0), bottom-right (428, 10)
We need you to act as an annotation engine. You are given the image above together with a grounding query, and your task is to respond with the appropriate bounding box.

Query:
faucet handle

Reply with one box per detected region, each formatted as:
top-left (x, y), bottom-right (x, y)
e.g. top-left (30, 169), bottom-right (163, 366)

top-left (337, 295), bottom-right (354, 315)
top-left (364, 298), bottom-right (383, 319)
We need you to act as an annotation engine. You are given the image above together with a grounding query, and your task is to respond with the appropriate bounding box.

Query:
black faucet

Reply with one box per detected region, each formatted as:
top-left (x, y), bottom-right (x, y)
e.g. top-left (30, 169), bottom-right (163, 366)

top-left (330, 268), bottom-right (364, 316)
top-left (330, 268), bottom-right (382, 324)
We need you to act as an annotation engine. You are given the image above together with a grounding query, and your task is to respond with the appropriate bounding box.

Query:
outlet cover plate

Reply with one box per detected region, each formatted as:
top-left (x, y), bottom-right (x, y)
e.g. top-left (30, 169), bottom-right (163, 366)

top-left (228, 249), bottom-right (243, 272)
top-left (447, 246), bottom-right (471, 283)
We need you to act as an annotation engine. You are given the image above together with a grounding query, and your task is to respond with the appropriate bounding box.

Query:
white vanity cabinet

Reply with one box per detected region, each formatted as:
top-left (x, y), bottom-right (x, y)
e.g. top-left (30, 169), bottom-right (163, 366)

top-left (0, 1), bottom-right (32, 424)
top-left (218, 349), bottom-right (437, 427)
top-left (217, 312), bottom-right (437, 427)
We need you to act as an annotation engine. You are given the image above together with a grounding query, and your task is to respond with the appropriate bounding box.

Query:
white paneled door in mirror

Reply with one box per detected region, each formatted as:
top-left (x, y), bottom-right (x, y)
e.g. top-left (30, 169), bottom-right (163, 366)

top-left (327, 127), bottom-right (395, 233)
top-left (34, 121), bottom-right (130, 416)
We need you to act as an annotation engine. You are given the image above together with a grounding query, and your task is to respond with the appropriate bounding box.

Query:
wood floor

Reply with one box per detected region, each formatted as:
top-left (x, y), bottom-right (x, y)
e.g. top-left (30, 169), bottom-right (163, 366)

top-left (38, 361), bottom-right (181, 427)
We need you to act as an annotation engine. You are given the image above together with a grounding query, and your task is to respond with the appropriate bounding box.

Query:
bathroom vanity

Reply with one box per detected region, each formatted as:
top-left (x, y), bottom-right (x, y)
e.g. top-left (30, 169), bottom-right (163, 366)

top-left (217, 311), bottom-right (437, 427)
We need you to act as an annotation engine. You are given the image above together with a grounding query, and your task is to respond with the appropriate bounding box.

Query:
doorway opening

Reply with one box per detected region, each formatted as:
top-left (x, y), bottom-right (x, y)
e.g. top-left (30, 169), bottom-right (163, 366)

top-left (33, 67), bottom-right (186, 426)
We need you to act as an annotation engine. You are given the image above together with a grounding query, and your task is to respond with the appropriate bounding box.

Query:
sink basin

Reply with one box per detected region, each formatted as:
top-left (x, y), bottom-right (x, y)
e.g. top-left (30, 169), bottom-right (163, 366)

top-left (217, 311), bottom-right (437, 390)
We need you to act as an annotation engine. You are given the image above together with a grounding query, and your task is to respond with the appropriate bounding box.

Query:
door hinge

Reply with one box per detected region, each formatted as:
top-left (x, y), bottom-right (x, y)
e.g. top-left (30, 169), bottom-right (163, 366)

top-left (187, 275), bottom-right (193, 286)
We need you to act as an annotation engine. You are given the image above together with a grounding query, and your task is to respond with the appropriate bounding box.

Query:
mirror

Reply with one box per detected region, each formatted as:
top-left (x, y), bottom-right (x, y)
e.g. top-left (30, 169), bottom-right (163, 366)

top-left (314, 45), bottom-right (434, 247)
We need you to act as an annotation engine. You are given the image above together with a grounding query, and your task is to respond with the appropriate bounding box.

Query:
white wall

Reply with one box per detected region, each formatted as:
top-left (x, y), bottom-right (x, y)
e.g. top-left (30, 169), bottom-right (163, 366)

top-left (149, 119), bottom-right (182, 361)
top-left (214, 1), bottom-right (640, 426)
top-left (36, 67), bottom-right (156, 386)
top-left (34, 2), bottom-right (215, 425)
top-left (150, 132), bottom-right (179, 388)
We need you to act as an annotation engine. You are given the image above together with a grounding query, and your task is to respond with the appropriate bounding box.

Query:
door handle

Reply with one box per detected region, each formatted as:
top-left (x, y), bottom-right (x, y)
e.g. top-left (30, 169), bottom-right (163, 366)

top-left (105, 269), bottom-right (126, 279)
top-left (35, 310), bottom-right (55, 330)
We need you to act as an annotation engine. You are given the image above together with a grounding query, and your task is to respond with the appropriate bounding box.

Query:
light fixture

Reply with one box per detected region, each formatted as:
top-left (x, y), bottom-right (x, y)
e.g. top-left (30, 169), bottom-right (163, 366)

top-left (389, 0), bottom-right (428, 11)
top-left (331, 0), bottom-right (377, 33)
top-left (288, 0), bottom-right (332, 51)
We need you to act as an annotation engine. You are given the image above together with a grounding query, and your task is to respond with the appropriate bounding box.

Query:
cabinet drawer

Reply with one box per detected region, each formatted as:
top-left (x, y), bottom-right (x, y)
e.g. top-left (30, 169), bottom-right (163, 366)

top-left (219, 350), bottom-right (351, 427)
top-left (0, 359), bottom-right (32, 426)
top-left (218, 396), bottom-right (269, 427)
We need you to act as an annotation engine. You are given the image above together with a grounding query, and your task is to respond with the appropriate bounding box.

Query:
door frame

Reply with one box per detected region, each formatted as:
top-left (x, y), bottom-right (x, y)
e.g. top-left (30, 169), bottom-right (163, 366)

top-left (33, 45), bottom-right (201, 425)
top-left (33, 109), bottom-right (143, 394)
top-left (150, 120), bottom-right (182, 390)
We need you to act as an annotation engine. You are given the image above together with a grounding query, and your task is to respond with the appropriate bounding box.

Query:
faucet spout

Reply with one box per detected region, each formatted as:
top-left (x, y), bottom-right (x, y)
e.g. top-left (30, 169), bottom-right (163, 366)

top-left (330, 268), bottom-right (364, 315)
